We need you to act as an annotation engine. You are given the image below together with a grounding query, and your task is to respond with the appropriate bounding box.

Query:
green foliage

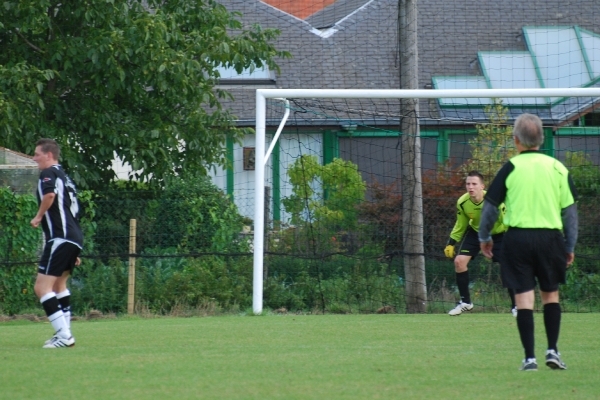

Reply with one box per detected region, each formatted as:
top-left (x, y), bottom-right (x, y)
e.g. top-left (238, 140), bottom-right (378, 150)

top-left (283, 156), bottom-right (366, 231)
top-left (461, 100), bottom-right (518, 182)
top-left (0, 188), bottom-right (40, 314)
top-left (158, 256), bottom-right (252, 311)
top-left (0, 187), bottom-right (40, 262)
top-left (563, 262), bottom-right (600, 306)
top-left (71, 258), bottom-right (129, 314)
top-left (562, 151), bottom-right (600, 196)
top-left (0, 186), bottom-right (96, 315)
top-left (0, 0), bottom-right (290, 189)
top-left (280, 156), bottom-right (366, 258)
top-left (68, 252), bottom-right (253, 315)
top-left (93, 182), bottom-right (159, 256)
top-left (156, 174), bottom-right (247, 253)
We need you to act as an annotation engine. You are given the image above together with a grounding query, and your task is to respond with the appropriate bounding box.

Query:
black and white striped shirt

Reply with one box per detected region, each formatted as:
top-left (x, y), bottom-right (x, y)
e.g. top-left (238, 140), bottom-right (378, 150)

top-left (36, 164), bottom-right (83, 248)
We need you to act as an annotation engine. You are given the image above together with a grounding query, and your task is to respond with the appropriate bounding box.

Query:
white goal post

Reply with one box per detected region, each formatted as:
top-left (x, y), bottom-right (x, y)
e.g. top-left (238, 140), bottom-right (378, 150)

top-left (252, 87), bottom-right (600, 314)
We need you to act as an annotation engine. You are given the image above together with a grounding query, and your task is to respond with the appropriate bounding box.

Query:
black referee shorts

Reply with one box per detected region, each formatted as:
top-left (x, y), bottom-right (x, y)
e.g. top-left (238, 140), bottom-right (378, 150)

top-left (457, 228), bottom-right (504, 263)
top-left (500, 228), bottom-right (567, 293)
top-left (38, 240), bottom-right (81, 277)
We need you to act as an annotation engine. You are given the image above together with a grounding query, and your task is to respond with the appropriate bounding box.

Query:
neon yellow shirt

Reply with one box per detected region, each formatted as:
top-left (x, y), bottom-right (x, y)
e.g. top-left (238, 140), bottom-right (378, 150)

top-left (449, 191), bottom-right (507, 242)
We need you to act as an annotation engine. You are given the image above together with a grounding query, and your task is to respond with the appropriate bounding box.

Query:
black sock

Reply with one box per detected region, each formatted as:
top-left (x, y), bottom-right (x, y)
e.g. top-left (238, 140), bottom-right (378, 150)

top-left (456, 271), bottom-right (470, 304)
top-left (57, 292), bottom-right (71, 321)
top-left (508, 289), bottom-right (516, 309)
top-left (544, 303), bottom-right (561, 352)
top-left (517, 309), bottom-right (535, 360)
top-left (42, 295), bottom-right (61, 317)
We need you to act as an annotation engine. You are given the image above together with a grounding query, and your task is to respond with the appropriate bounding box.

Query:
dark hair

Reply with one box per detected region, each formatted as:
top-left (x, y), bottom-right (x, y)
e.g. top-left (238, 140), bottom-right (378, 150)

top-left (466, 170), bottom-right (484, 184)
top-left (35, 138), bottom-right (61, 161)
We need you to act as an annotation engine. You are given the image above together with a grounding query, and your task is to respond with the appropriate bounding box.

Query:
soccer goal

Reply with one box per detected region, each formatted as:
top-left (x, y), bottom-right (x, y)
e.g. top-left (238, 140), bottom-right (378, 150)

top-left (252, 88), bottom-right (600, 314)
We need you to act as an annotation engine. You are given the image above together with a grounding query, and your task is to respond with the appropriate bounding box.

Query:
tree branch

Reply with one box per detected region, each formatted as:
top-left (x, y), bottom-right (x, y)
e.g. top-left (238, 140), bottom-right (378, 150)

top-left (15, 29), bottom-right (45, 54)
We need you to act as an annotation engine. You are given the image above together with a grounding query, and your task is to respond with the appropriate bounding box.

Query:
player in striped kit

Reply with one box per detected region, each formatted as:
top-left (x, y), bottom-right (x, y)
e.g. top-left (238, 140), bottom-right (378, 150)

top-left (30, 138), bottom-right (83, 348)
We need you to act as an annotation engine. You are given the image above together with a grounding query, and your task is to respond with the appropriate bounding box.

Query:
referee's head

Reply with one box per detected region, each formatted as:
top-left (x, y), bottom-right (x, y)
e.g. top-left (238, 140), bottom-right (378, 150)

top-left (513, 113), bottom-right (544, 150)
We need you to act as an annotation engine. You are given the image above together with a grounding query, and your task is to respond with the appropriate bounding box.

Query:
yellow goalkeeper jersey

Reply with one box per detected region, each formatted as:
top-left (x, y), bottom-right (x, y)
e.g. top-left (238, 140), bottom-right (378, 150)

top-left (449, 191), bottom-right (507, 243)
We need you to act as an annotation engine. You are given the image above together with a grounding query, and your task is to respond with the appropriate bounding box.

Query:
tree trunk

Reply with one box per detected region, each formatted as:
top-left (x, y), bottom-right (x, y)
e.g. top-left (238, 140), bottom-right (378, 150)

top-left (399, 0), bottom-right (427, 313)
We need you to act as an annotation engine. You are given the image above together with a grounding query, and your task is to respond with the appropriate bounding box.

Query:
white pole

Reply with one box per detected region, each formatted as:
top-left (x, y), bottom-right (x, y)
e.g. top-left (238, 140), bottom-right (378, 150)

top-left (253, 92), bottom-right (266, 314)
top-left (251, 86), bottom-right (600, 314)
top-left (256, 87), bottom-right (600, 100)
top-left (264, 99), bottom-right (290, 165)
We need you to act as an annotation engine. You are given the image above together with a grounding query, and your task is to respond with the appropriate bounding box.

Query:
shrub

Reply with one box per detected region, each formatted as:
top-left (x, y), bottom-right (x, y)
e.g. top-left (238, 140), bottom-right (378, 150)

top-left (155, 174), bottom-right (247, 253)
top-left (0, 188), bottom-right (40, 314)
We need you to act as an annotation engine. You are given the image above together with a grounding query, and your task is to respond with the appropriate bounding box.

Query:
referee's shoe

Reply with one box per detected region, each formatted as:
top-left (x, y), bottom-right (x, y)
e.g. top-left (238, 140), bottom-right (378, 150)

top-left (545, 349), bottom-right (567, 370)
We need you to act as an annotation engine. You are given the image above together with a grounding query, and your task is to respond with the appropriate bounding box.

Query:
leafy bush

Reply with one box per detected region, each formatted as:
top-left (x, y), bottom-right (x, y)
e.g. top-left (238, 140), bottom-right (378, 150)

top-left (563, 151), bottom-right (600, 197)
top-left (280, 156), bottom-right (366, 257)
top-left (92, 181), bottom-right (158, 257)
top-left (155, 174), bottom-right (247, 253)
top-left (70, 258), bottom-right (129, 314)
top-left (0, 188), bottom-right (41, 314)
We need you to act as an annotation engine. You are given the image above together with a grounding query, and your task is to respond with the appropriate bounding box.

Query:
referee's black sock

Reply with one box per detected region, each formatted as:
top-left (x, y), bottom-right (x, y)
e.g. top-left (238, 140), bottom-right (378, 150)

top-left (517, 309), bottom-right (535, 360)
top-left (544, 302), bottom-right (561, 352)
top-left (456, 271), bottom-right (471, 304)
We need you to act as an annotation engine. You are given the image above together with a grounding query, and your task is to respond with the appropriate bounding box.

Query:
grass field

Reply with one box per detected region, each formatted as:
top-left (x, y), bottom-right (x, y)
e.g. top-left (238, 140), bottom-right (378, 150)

top-left (1, 313), bottom-right (598, 399)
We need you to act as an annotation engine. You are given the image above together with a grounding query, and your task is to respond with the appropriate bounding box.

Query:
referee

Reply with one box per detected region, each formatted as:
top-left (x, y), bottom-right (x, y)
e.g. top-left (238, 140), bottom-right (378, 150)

top-left (479, 114), bottom-right (578, 371)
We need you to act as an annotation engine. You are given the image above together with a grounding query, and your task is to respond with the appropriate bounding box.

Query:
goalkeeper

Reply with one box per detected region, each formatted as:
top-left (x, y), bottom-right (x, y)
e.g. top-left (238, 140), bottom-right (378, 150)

top-left (444, 171), bottom-right (516, 316)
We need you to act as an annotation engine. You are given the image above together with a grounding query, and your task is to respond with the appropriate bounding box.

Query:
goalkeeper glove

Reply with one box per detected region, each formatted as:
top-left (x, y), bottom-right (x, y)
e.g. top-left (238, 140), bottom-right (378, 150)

top-left (444, 244), bottom-right (455, 259)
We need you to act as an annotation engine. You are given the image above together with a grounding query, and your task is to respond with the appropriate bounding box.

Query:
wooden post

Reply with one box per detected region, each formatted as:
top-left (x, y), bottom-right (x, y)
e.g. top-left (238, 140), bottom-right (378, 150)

top-left (127, 219), bottom-right (137, 314)
top-left (399, 0), bottom-right (427, 313)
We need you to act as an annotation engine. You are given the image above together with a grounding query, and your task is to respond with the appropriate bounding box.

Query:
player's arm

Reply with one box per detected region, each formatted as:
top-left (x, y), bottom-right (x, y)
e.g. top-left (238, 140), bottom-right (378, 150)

top-left (445, 202), bottom-right (468, 258)
top-left (30, 192), bottom-right (56, 228)
top-left (479, 162), bottom-right (512, 242)
top-left (562, 174), bottom-right (578, 265)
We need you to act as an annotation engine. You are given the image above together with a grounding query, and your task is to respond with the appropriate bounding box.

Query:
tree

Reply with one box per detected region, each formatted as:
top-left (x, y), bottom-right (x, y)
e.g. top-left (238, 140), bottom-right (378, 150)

top-left (0, 0), bottom-right (290, 188)
top-left (283, 155), bottom-right (366, 232)
top-left (461, 100), bottom-right (518, 182)
top-left (399, 0), bottom-right (427, 313)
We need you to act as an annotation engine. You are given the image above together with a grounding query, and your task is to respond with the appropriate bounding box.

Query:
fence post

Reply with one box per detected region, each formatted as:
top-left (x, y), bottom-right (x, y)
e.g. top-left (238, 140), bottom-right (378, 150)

top-left (127, 219), bottom-right (137, 314)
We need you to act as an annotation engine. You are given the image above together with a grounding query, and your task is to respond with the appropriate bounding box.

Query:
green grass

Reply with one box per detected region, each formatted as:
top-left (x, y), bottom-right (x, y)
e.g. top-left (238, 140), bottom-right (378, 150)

top-left (1, 314), bottom-right (598, 399)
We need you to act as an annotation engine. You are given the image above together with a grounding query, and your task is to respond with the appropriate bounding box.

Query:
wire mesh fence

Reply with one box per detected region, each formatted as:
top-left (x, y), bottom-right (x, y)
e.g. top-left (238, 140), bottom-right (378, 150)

top-left (2, 181), bottom-right (599, 316)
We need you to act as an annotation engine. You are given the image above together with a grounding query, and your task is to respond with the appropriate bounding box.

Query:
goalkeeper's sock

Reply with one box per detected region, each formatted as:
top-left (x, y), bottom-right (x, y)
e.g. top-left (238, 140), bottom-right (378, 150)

top-left (456, 271), bottom-right (471, 304)
top-left (40, 292), bottom-right (71, 339)
top-left (517, 309), bottom-right (535, 360)
top-left (508, 288), bottom-right (516, 309)
top-left (543, 303), bottom-right (561, 352)
top-left (56, 289), bottom-right (71, 328)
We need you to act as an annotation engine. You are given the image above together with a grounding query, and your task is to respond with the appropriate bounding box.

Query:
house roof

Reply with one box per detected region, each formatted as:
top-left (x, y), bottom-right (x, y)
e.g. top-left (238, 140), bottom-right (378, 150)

top-left (261, 0), bottom-right (373, 28)
top-left (218, 0), bottom-right (600, 126)
top-left (261, 0), bottom-right (337, 20)
top-left (306, 0), bottom-right (374, 29)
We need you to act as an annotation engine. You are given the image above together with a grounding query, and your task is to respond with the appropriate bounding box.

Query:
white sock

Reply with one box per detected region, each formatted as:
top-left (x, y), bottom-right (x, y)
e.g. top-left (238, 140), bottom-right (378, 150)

top-left (40, 292), bottom-right (71, 339)
top-left (56, 290), bottom-right (71, 328)
top-left (48, 311), bottom-right (71, 339)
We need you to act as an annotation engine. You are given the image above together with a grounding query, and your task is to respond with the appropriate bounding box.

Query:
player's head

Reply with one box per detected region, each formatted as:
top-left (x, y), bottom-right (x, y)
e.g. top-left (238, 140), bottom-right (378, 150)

top-left (33, 138), bottom-right (60, 169)
top-left (465, 170), bottom-right (485, 199)
top-left (513, 113), bottom-right (544, 149)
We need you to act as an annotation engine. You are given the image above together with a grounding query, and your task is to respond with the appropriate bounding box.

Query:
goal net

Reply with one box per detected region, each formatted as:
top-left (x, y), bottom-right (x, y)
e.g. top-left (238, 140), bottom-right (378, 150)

top-left (252, 88), bottom-right (600, 314)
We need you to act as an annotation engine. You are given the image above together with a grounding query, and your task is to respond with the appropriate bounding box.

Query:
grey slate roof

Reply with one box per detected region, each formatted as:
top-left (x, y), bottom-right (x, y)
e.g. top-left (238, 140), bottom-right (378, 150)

top-left (306, 0), bottom-right (373, 29)
top-left (217, 0), bottom-right (600, 126)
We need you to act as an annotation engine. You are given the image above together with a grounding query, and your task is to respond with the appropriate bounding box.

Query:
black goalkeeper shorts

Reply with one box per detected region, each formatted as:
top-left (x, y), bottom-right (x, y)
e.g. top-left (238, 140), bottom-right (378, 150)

top-left (456, 228), bottom-right (504, 263)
